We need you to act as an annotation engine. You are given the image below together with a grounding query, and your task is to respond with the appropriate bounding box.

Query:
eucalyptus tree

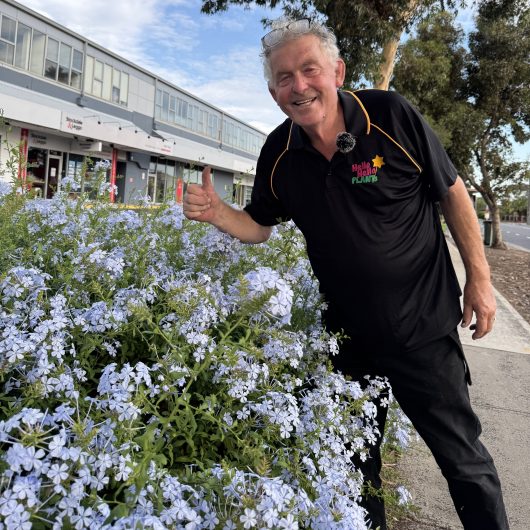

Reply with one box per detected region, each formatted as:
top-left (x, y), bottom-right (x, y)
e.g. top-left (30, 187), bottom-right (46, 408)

top-left (392, 1), bottom-right (530, 248)
top-left (200, 0), bottom-right (461, 89)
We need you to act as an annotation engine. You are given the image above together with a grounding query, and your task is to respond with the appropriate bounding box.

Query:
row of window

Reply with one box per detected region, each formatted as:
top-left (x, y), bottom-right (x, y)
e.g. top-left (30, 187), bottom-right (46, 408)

top-left (84, 55), bottom-right (128, 106)
top-left (0, 12), bottom-right (130, 107)
top-left (155, 88), bottom-right (264, 155)
top-left (0, 11), bottom-right (264, 156)
top-left (223, 119), bottom-right (263, 155)
top-left (1, 13), bottom-right (83, 87)
top-left (147, 157), bottom-right (205, 204)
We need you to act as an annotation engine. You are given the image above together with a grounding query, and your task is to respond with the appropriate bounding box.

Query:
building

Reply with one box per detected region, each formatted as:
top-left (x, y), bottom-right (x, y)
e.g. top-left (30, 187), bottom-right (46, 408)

top-left (0, 0), bottom-right (265, 204)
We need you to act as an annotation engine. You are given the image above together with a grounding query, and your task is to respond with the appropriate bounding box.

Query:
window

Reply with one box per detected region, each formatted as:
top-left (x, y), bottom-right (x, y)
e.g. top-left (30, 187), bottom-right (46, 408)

top-left (15, 23), bottom-right (31, 70)
top-left (188, 105), bottom-right (198, 131)
top-left (44, 37), bottom-right (59, 80)
top-left (112, 68), bottom-right (120, 104)
top-left (153, 88), bottom-right (263, 155)
top-left (58, 42), bottom-right (71, 84)
top-left (84, 56), bottom-right (129, 106)
top-left (84, 55), bottom-right (94, 93)
top-left (29, 30), bottom-right (45, 74)
top-left (119, 72), bottom-right (128, 106)
top-left (92, 59), bottom-right (103, 98)
top-left (234, 184), bottom-right (253, 207)
top-left (198, 109), bottom-right (207, 136)
top-left (155, 159), bottom-right (166, 203)
top-left (147, 174), bottom-right (156, 202)
top-left (183, 165), bottom-right (203, 185)
top-left (71, 49), bottom-right (83, 89)
top-left (0, 17), bottom-right (84, 88)
top-left (102, 63), bottom-right (112, 100)
top-left (155, 89), bottom-right (163, 120)
top-left (165, 160), bottom-right (176, 202)
top-left (177, 98), bottom-right (188, 125)
top-left (0, 15), bottom-right (16, 64)
top-left (208, 114), bottom-right (219, 140)
top-left (148, 157), bottom-right (179, 204)
top-left (105, 68), bottom-right (129, 106)
top-left (169, 95), bottom-right (176, 123)
top-left (162, 91), bottom-right (169, 121)
top-left (1, 15), bottom-right (15, 42)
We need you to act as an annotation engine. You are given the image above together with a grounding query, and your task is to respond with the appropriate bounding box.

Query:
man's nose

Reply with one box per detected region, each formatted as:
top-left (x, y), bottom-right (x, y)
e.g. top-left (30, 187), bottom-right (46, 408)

top-left (291, 72), bottom-right (309, 93)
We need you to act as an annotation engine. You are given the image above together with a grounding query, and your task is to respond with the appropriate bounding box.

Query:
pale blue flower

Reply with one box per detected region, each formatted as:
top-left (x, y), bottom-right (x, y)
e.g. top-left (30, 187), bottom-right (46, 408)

top-left (278, 513), bottom-right (298, 529)
top-left (396, 485), bottom-right (412, 505)
top-left (240, 508), bottom-right (257, 528)
top-left (71, 506), bottom-right (95, 530)
top-left (47, 463), bottom-right (69, 485)
top-left (0, 180), bottom-right (13, 199)
top-left (5, 506), bottom-right (32, 530)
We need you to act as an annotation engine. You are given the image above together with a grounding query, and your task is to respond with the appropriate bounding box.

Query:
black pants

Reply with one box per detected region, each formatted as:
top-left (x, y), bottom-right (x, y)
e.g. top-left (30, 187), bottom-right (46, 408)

top-left (330, 330), bottom-right (509, 530)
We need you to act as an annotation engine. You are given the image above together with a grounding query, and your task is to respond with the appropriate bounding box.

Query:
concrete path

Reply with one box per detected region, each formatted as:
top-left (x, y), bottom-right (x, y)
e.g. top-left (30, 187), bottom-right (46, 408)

top-left (396, 241), bottom-right (530, 529)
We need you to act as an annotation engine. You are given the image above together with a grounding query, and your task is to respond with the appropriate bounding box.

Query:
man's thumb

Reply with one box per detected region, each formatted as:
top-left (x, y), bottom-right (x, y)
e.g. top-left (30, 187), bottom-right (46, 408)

top-left (202, 166), bottom-right (213, 190)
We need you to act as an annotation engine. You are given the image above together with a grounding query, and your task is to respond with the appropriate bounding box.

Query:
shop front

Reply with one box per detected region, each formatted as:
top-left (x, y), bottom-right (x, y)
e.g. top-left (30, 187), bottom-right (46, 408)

top-left (22, 129), bottom-right (116, 199)
top-left (24, 129), bottom-right (68, 198)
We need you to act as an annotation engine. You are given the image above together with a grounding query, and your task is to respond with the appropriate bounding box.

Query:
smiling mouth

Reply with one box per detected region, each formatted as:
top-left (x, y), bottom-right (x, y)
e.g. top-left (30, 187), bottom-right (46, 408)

top-left (293, 97), bottom-right (317, 106)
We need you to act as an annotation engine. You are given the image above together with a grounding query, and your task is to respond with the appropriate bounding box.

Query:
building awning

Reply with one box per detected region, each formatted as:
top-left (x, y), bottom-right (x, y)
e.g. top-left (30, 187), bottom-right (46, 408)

top-left (154, 129), bottom-right (256, 175)
top-left (0, 80), bottom-right (171, 154)
top-left (0, 80), bottom-right (256, 173)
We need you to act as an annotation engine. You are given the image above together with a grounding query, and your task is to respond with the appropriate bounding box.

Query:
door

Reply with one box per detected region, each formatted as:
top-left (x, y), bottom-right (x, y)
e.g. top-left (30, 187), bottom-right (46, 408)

top-left (46, 155), bottom-right (62, 198)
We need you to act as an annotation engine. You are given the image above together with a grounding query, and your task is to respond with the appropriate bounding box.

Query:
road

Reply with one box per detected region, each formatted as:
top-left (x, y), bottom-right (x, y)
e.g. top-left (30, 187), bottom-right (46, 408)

top-left (500, 222), bottom-right (530, 251)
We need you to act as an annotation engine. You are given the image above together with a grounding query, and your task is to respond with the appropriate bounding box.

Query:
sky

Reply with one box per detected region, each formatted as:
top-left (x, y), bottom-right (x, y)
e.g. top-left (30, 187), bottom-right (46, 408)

top-left (11, 1), bottom-right (530, 161)
top-left (16, 0), bottom-right (286, 134)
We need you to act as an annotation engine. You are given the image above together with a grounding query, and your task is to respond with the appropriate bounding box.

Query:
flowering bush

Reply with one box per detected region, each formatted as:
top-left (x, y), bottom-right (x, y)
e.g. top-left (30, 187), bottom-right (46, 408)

top-left (0, 179), bottom-right (412, 529)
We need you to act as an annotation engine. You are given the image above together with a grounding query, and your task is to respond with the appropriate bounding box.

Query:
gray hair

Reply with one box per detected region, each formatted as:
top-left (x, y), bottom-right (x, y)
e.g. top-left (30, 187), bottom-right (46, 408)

top-left (261, 17), bottom-right (341, 85)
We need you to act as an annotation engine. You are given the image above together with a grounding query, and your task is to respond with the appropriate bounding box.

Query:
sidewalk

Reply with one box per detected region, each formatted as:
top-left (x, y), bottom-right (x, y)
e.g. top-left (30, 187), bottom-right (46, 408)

top-left (396, 240), bottom-right (530, 529)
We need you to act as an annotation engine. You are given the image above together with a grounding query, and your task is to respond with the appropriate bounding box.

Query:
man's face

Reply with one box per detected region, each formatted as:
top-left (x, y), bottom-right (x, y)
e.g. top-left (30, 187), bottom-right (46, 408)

top-left (268, 34), bottom-right (345, 131)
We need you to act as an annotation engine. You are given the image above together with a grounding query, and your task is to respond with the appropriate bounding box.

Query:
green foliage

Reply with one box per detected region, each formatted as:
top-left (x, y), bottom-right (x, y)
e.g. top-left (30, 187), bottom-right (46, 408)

top-left (200, 0), bottom-right (463, 87)
top-left (0, 184), bottom-right (409, 526)
top-left (392, 5), bottom-right (530, 246)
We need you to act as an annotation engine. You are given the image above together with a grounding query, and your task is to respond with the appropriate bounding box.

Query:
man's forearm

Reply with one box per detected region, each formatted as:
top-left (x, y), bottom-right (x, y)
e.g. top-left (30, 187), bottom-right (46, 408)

top-left (212, 202), bottom-right (272, 244)
top-left (440, 176), bottom-right (496, 337)
top-left (440, 177), bottom-right (490, 281)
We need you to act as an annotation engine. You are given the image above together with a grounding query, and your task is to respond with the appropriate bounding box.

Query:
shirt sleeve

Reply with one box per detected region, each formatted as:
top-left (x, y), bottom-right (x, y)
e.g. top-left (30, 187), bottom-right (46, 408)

top-left (386, 91), bottom-right (459, 201)
top-left (244, 140), bottom-right (291, 226)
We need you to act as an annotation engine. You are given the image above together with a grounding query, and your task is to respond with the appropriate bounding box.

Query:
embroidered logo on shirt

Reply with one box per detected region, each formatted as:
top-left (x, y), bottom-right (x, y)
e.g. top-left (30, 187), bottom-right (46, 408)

top-left (351, 155), bottom-right (385, 184)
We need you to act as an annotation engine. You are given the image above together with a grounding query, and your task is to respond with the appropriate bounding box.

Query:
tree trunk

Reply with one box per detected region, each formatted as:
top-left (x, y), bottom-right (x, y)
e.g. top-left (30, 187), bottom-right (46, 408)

top-left (490, 204), bottom-right (507, 249)
top-left (376, 38), bottom-right (400, 90)
top-left (470, 146), bottom-right (508, 250)
top-left (375, 0), bottom-right (421, 90)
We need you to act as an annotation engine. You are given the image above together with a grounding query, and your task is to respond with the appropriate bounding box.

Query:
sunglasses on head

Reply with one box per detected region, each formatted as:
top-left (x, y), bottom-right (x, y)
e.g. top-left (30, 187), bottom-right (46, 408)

top-left (261, 18), bottom-right (311, 49)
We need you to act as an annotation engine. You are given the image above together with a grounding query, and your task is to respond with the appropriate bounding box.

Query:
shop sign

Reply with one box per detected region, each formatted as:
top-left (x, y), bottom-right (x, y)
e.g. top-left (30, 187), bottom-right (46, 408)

top-left (72, 140), bottom-right (112, 159)
top-left (29, 132), bottom-right (48, 147)
top-left (64, 116), bottom-right (83, 132)
top-left (77, 141), bottom-right (103, 152)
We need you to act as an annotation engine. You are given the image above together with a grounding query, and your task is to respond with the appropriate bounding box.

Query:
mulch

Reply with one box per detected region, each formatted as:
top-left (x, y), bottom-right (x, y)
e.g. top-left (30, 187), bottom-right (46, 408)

top-left (485, 245), bottom-right (530, 325)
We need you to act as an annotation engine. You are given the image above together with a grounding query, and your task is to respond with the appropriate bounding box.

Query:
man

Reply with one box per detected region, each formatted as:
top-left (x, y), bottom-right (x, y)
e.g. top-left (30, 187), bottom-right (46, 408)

top-left (183, 17), bottom-right (508, 530)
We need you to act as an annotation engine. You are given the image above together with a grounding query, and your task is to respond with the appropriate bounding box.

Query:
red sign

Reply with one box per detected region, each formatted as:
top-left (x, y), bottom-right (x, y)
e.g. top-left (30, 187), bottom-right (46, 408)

top-left (110, 148), bottom-right (118, 203)
top-left (19, 128), bottom-right (29, 185)
top-left (176, 178), bottom-right (183, 203)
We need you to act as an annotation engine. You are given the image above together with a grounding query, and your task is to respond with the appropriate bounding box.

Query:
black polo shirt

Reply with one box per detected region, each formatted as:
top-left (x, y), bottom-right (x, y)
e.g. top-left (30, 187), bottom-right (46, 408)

top-left (245, 89), bottom-right (462, 348)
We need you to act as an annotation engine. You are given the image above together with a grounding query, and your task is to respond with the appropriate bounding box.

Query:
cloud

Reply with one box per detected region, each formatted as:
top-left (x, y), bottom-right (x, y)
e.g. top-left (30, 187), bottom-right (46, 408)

top-left (16, 0), bottom-right (283, 132)
top-left (19, 0), bottom-right (159, 64)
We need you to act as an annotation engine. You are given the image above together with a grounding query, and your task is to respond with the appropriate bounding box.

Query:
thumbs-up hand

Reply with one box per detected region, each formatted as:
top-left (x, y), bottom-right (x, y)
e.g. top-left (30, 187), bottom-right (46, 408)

top-left (183, 166), bottom-right (221, 223)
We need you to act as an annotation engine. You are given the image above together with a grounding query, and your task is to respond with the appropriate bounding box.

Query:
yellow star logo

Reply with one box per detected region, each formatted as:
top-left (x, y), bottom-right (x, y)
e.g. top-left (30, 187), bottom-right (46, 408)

top-left (372, 155), bottom-right (385, 169)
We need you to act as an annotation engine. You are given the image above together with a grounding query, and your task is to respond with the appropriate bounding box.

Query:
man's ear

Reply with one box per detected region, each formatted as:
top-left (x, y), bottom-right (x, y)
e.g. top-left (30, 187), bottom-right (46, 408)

top-left (335, 58), bottom-right (346, 88)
